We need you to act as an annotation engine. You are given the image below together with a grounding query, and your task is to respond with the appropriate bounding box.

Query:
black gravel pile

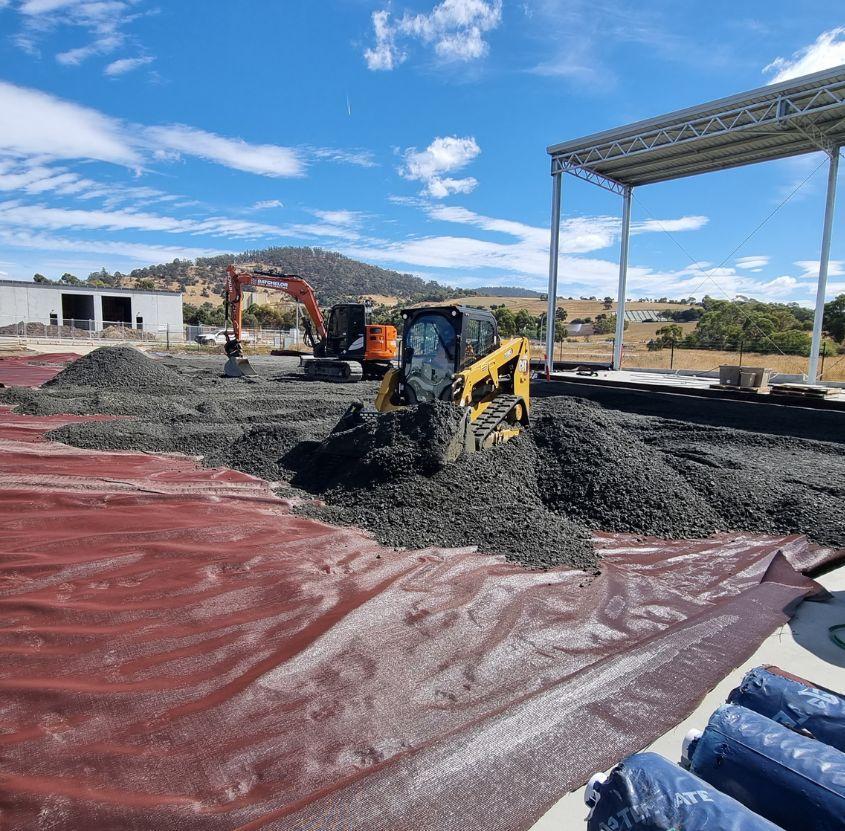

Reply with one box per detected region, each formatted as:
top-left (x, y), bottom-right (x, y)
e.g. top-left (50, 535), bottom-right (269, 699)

top-left (44, 346), bottom-right (190, 392)
top-left (619, 415), bottom-right (845, 547)
top-left (530, 398), bottom-right (721, 537)
top-left (296, 433), bottom-right (597, 571)
top-left (4, 353), bottom-right (844, 571)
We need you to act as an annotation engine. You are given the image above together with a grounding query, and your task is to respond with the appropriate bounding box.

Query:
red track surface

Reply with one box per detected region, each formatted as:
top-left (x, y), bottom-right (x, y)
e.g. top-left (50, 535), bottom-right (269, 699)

top-left (0, 408), bottom-right (837, 831)
top-left (0, 352), bottom-right (78, 387)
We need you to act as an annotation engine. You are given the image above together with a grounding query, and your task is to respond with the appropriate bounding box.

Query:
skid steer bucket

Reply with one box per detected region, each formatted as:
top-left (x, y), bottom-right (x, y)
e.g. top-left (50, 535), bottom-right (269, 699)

top-left (224, 355), bottom-right (258, 378)
top-left (316, 401), bottom-right (471, 469)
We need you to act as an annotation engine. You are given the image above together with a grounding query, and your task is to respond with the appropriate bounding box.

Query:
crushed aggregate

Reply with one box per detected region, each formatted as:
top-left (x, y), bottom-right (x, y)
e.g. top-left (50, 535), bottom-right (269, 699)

top-left (3, 347), bottom-right (844, 571)
top-left (44, 346), bottom-right (191, 392)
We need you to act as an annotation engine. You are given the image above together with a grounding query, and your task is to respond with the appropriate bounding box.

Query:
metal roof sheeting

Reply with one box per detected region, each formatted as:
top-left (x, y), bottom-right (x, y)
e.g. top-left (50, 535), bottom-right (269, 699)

top-left (548, 65), bottom-right (845, 189)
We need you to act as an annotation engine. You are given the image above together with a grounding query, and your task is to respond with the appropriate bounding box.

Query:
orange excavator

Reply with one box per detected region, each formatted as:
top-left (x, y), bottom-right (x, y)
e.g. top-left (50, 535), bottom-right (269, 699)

top-left (223, 264), bottom-right (398, 381)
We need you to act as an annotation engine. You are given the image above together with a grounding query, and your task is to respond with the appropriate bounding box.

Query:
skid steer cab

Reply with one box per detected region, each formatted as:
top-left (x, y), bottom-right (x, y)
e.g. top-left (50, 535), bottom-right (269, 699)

top-left (374, 305), bottom-right (531, 452)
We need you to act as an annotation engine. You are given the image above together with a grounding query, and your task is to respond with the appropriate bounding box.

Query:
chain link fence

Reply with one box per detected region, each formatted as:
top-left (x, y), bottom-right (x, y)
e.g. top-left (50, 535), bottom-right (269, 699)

top-left (531, 334), bottom-right (845, 382)
top-left (0, 316), bottom-right (305, 352)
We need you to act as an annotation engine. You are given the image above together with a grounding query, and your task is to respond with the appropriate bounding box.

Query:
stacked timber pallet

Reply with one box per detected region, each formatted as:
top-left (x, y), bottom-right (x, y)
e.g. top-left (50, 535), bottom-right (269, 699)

top-left (770, 382), bottom-right (832, 400)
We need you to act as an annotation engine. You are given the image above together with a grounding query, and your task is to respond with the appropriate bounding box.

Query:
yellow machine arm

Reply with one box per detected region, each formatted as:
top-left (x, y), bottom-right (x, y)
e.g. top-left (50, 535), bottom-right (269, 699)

top-left (453, 334), bottom-right (530, 418)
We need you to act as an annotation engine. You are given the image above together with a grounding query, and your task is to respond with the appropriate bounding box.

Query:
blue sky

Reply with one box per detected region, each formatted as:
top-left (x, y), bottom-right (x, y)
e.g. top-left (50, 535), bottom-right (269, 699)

top-left (0, 0), bottom-right (843, 304)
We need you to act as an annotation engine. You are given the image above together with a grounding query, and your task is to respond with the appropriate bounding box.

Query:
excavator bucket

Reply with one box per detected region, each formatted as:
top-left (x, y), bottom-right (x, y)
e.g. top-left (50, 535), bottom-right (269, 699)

top-left (224, 355), bottom-right (258, 378)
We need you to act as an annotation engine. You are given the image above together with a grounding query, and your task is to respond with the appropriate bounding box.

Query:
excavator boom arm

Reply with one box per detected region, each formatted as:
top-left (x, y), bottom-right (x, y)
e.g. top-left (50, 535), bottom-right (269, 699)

top-left (225, 265), bottom-right (327, 344)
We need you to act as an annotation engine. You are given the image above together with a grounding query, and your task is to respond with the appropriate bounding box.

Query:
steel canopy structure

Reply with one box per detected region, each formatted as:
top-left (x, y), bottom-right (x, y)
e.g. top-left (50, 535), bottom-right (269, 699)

top-left (544, 64), bottom-right (845, 381)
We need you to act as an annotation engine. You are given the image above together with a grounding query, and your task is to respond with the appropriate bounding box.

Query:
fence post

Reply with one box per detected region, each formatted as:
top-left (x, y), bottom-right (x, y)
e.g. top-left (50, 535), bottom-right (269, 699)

top-left (820, 341), bottom-right (827, 381)
top-left (738, 338), bottom-right (743, 367)
top-left (670, 340), bottom-right (675, 369)
top-left (166, 324), bottom-right (170, 351)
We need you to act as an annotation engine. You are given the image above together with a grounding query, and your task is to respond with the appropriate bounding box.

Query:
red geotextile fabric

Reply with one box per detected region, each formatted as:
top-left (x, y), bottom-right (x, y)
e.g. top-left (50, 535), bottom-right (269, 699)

top-left (0, 353), bottom-right (78, 387)
top-left (0, 413), bottom-right (838, 831)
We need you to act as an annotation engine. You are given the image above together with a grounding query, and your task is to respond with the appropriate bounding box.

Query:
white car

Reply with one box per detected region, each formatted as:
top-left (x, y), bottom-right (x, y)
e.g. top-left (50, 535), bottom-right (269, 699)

top-left (195, 329), bottom-right (254, 346)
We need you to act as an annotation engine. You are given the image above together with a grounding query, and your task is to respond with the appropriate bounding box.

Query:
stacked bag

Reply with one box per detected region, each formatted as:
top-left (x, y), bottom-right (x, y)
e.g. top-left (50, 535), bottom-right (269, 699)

top-left (585, 666), bottom-right (845, 830)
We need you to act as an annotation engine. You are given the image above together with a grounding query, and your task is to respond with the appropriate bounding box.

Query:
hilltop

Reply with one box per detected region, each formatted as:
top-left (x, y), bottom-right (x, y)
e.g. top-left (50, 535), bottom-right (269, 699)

top-left (120, 247), bottom-right (472, 307)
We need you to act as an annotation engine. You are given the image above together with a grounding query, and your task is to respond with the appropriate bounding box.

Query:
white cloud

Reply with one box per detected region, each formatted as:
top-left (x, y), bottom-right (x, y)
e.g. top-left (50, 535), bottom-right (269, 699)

top-left (0, 229), bottom-right (225, 266)
top-left (364, 0), bottom-right (502, 70)
top-left (104, 55), bottom-right (154, 76)
top-left (57, 33), bottom-right (122, 66)
top-left (400, 136), bottom-right (481, 198)
top-left (309, 146), bottom-right (378, 168)
top-left (795, 259), bottom-right (845, 279)
top-left (251, 199), bottom-right (284, 211)
top-left (15, 0), bottom-right (151, 68)
top-left (309, 209), bottom-right (361, 226)
top-left (346, 203), bottom-right (713, 298)
top-left (146, 124), bottom-right (305, 178)
top-left (365, 10), bottom-right (404, 70)
top-left (751, 276), bottom-right (798, 296)
top-left (0, 80), bottom-right (138, 165)
top-left (0, 199), bottom-right (370, 246)
top-left (736, 255), bottom-right (770, 272)
top-left (426, 204), bottom-right (707, 254)
top-left (764, 28), bottom-right (845, 84)
top-left (0, 81), bottom-right (370, 181)
top-left (0, 200), bottom-right (292, 239)
top-left (632, 217), bottom-right (709, 234)
top-left (20, 0), bottom-right (81, 13)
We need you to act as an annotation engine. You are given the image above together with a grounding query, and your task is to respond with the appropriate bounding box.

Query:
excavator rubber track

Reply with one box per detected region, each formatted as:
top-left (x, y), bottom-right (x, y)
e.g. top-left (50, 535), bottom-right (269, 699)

top-left (469, 394), bottom-right (527, 450)
top-left (302, 358), bottom-right (364, 383)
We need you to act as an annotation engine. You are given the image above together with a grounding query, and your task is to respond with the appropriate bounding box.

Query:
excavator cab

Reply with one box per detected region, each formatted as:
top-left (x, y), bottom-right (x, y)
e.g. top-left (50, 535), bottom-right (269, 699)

top-left (320, 304), bottom-right (367, 359)
top-left (398, 306), bottom-right (499, 404)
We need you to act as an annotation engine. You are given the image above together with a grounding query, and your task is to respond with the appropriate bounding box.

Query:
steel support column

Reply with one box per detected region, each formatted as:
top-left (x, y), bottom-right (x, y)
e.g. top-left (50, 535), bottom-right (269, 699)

top-left (613, 186), bottom-right (633, 370)
top-left (545, 171), bottom-right (562, 376)
top-left (808, 147), bottom-right (840, 385)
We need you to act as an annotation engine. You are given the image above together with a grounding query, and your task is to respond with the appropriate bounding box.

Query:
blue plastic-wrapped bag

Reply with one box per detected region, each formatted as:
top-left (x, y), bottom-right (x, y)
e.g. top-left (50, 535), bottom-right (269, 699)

top-left (728, 665), bottom-right (845, 752)
top-left (687, 703), bottom-right (845, 831)
top-left (585, 751), bottom-right (781, 830)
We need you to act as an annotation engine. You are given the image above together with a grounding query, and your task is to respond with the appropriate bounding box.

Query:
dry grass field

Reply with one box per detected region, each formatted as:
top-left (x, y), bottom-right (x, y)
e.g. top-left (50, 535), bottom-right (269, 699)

top-left (533, 339), bottom-right (845, 381)
top-left (416, 295), bottom-right (692, 319)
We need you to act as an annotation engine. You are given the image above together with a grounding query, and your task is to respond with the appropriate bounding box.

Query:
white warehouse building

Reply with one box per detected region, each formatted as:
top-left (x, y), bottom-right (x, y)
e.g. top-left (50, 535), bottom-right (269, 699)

top-left (0, 280), bottom-right (183, 335)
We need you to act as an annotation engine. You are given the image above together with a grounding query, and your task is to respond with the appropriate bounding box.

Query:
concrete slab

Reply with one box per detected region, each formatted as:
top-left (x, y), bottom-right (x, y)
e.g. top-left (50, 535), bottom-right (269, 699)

top-left (530, 564), bottom-right (845, 830)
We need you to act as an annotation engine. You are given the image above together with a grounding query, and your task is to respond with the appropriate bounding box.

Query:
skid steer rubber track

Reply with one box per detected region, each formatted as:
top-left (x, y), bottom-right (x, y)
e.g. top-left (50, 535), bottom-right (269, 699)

top-left (302, 358), bottom-right (364, 383)
top-left (469, 394), bottom-right (526, 450)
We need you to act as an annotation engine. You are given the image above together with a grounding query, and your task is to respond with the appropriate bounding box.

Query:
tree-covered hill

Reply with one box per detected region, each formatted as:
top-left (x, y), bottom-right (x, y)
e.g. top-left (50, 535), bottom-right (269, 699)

top-left (123, 246), bottom-right (472, 306)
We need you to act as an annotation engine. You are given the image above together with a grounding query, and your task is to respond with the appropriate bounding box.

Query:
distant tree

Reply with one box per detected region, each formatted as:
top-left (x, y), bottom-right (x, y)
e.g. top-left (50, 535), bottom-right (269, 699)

top-left (33, 273), bottom-right (50, 284)
top-left (669, 307), bottom-right (704, 322)
top-left (824, 294), bottom-right (845, 342)
top-left (514, 308), bottom-right (534, 334)
top-left (183, 302), bottom-right (225, 326)
top-left (135, 278), bottom-right (156, 291)
top-left (87, 268), bottom-right (117, 287)
top-left (593, 314), bottom-right (628, 335)
top-left (653, 324), bottom-right (684, 348)
top-left (602, 296), bottom-right (613, 310)
top-left (59, 272), bottom-right (81, 285)
top-left (554, 320), bottom-right (568, 342)
top-left (493, 306), bottom-right (517, 336)
top-left (554, 306), bottom-right (568, 322)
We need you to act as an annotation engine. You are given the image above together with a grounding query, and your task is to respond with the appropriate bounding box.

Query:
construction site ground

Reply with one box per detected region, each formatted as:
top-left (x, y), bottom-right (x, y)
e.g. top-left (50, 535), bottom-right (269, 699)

top-left (1, 348), bottom-right (843, 830)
